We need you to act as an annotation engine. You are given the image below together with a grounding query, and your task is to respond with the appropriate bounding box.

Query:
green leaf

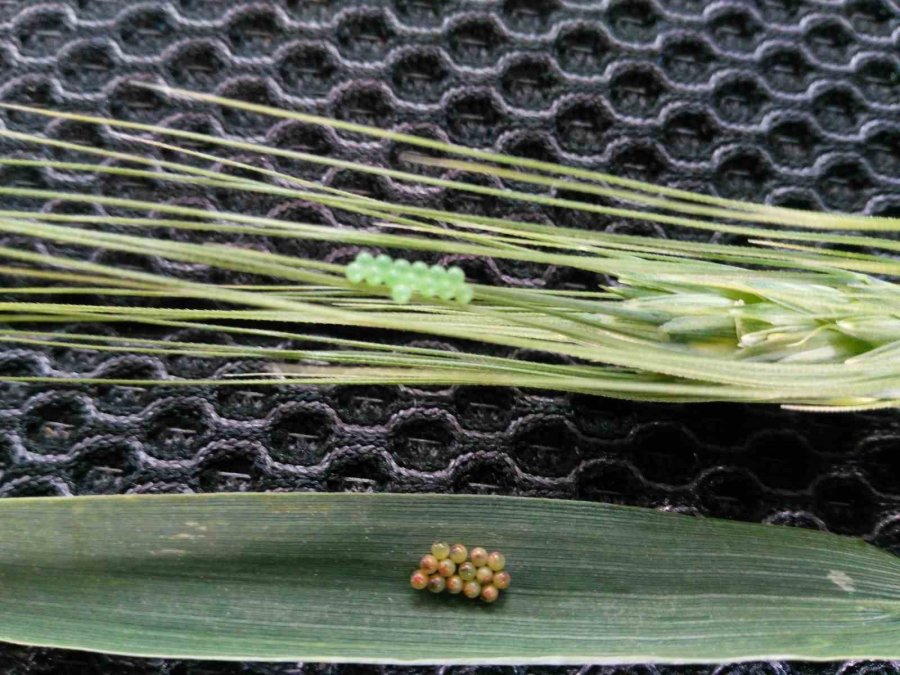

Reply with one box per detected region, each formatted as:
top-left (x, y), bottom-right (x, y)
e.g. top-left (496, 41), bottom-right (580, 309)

top-left (1, 493), bottom-right (897, 663)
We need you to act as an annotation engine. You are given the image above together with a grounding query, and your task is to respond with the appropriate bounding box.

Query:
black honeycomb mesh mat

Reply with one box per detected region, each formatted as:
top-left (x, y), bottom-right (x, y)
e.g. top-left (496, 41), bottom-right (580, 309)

top-left (0, 0), bottom-right (899, 673)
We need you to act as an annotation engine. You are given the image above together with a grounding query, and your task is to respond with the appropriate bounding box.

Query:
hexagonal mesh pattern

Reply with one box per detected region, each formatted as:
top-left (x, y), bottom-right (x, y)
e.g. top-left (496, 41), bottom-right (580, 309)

top-left (0, 0), bottom-right (898, 672)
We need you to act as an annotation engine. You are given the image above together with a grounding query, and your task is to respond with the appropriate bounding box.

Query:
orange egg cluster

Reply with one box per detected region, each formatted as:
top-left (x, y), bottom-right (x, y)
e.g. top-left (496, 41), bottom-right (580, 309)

top-left (410, 541), bottom-right (510, 603)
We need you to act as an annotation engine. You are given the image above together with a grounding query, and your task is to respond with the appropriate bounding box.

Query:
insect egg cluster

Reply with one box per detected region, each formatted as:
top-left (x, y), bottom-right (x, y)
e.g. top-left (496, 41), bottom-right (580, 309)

top-left (345, 252), bottom-right (474, 305)
top-left (410, 541), bottom-right (510, 603)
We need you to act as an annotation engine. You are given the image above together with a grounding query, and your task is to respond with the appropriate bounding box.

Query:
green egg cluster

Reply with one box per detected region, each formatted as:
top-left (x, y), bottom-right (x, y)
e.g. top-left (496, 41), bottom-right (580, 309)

top-left (345, 252), bottom-right (473, 305)
top-left (410, 541), bottom-right (510, 603)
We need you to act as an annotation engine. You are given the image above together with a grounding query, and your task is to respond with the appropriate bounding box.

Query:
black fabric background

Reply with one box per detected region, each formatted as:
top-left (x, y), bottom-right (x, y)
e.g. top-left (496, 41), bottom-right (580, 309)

top-left (0, 0), bottom-right (898, 673)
